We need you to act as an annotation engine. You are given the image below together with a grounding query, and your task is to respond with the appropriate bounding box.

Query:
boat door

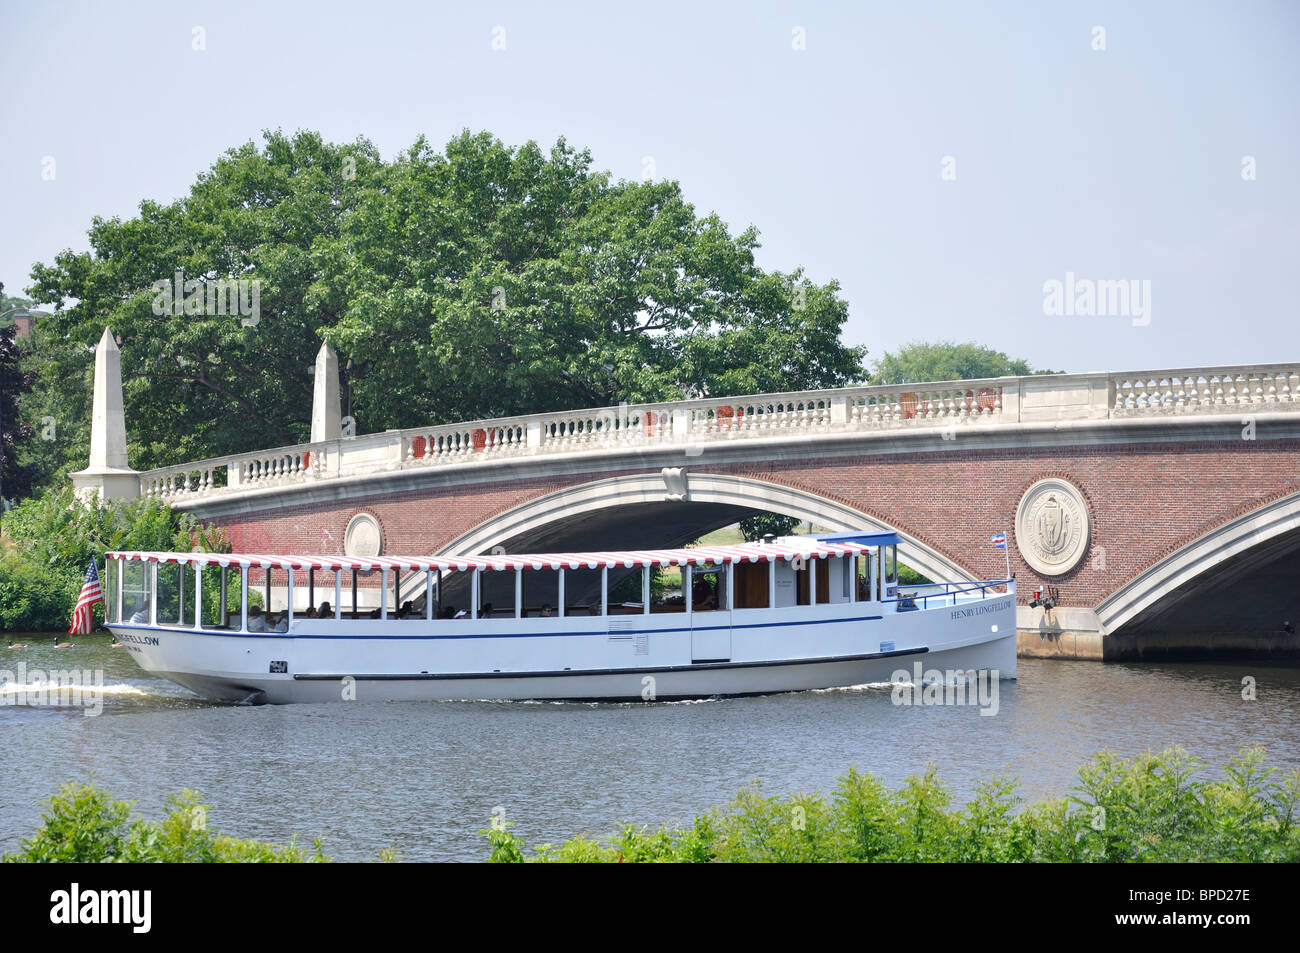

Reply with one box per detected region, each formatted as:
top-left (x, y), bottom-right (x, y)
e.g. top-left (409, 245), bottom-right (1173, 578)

top-left (689, 565), bottom-right (732, 662)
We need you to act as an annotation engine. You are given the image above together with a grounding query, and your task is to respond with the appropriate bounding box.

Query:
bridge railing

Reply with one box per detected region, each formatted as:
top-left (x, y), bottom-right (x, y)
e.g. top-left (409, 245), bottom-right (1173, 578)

top-left (137, 363), bottom-right (1300, 500)
top-left (1110, 365), bottom-right (1300, 416)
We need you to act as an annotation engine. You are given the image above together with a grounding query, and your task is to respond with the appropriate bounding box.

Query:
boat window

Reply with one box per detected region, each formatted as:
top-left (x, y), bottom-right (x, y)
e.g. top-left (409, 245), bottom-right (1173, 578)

top-left (855, 554), bottom-right (870, 602)
top-left (432, 570), bottom-right (472, 618)
top-left (264, 567), bottom-right (291, 620)
top-left (346, 569), bottom-right (382, 619)
top-left (122, 559), bottom-right (150, 624)
top-left (200, 564), bottom-right (226, 628)
top-left (477, 567), bottom-right (516, 619)
top-left (564, 567), bottom-right (603, 616)
top-left (106, 557), bottom-right (119, 624)
top-left (520, 568), bottom-right (560, 618)
top-left (155, 562), bottom-right (186, 627)
top-left (732, 560), bottom-right (769, 609)
top-left (606, 568), bottom-right (646, 614)
top-left (691, 564), bottom-right (727, 612)
top-left (884, 545), bottom-right (898, 595)
top-left (650, 566), bottom-right (685, 614)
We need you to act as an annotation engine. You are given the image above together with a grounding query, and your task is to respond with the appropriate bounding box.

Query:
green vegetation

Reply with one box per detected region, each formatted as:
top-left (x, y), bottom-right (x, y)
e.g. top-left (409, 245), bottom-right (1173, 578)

top-left (10, 748), bottom-right (1292, 862)
top-left (0, 486), bottom-right (227, 631)
top-left (871, 340), bottom-right (1060, 385)
top-left (739, 513), bottom-right (801, 541)
top-left (16, 129), bottom-right (868, 491)
top-left (3, 784), bottom-right (333, 863)
top-left (480, 747), bottom-right (1300, 862)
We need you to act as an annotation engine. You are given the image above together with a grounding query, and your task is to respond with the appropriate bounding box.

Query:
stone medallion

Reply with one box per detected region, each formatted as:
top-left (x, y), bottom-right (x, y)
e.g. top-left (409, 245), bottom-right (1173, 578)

top-left (344, 513), bottom-right (382, 557)
top-left (1015, 478), bottom-right (1090, 576)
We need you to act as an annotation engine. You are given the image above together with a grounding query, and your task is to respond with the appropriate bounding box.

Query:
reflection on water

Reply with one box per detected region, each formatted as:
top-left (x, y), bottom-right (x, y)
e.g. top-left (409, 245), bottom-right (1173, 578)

top-left (1, 635), bottom-right (1297, 861)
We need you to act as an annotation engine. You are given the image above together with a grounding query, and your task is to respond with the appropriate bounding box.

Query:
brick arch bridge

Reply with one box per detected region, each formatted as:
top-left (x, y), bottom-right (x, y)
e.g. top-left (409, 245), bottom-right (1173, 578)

top-left (100, 361), bottom-right (1300, 660)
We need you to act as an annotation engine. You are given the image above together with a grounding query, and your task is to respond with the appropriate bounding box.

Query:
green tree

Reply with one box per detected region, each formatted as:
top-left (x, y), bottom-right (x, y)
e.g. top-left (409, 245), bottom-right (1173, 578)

top-left (871, 340), bottom-right (1060, 385)
top-left (0, 322), bottom-right (35, 503)
top-left (20, 130), bottom-right (866, 494)
top-left (739, 512), bottom-right (801, 541)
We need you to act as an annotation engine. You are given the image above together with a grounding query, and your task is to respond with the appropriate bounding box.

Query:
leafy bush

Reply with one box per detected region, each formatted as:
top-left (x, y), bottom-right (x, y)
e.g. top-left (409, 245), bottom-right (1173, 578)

top-left (0, 485), bottom-right (227, 631)
top-left (4, 783), bottom-right (329, 863)
top-left (481, 747), bottom-right (1300, 863)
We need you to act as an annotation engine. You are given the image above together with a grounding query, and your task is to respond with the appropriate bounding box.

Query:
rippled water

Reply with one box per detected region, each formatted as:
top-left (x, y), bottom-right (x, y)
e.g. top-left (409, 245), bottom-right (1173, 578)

top-left (2, 634), bottom-right (1297, 861)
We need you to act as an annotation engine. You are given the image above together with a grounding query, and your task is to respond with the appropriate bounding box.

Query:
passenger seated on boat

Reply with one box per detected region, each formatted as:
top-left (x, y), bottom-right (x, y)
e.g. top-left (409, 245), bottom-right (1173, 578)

top-left (305, 607), bottom-right (318, 618)
top-left (318, 601), bottom-right (332, 618)
top-left (129, 607), bottom-right (149, 624)
top-left (247, 606), bottom-right (269, 632)
top-left (440, 606), bottom-right (456, 619)
top-left (271, 613), bottom-right (289, 633)
top-left (454, 608), bottom-right (468, 618)
top-left (398, 601), bottom-right (415, 619)
top-left (481, 603), bottom-right (493, 618)
top-left (369, 608), bottom-right (381, 619)
top-left (540, 604), bottom-right (553, 617)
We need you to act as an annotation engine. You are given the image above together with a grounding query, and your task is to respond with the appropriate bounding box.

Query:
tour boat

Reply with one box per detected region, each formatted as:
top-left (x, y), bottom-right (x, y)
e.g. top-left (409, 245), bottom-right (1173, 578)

top-left (103, 533), bottom-right (1016, 704)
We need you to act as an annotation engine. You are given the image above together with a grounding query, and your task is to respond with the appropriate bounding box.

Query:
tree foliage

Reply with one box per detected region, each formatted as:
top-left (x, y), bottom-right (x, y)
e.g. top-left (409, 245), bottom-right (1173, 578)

top-left (0, 322), bottom-right (35, 502)
top-left (0, 486), bottom-right (227, 631)
top-left (871, 340), bottom-right (1059, 385)
top-left (19, 129), bottom-right (866, 490)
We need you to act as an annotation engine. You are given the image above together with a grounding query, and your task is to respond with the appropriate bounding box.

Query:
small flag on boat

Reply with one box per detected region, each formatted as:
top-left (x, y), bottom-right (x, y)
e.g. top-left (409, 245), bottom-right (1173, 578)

top-left (990, 533), bottom-right (1007, 549)
top-left (69, 557), bottom-right (104, 635)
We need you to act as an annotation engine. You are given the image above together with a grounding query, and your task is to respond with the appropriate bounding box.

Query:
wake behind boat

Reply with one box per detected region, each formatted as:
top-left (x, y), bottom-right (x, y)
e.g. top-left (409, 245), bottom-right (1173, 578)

top-left (103, 533), bottom-right (1016, 704)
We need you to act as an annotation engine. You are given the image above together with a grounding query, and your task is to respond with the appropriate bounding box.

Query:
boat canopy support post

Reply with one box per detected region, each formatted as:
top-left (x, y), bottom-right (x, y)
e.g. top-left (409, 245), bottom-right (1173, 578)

top-left (642, 567), bottom-right (650, 614)
top-left (220, 568), bottom-right (228, 628)
top-left (471, 570), bottom-right (480, 620)
top-left (601, 567), bottom-right (608, 616)
top-left (287, 568), bottom-right (294, 622)
top-left (193, 563), bottom-right (202, 629)
top-left (685, 565), bottom-right (692, 619)
top-left (425, 571), bottom-right (434, 620)
top-left (514, 569), bottom-right (522, 619)
top-left (381, 568), bottom-right (389, 620)
top-left (557, 569), bottom-right (565, 618)
top-left (240, 568), bottom-right (249, 632)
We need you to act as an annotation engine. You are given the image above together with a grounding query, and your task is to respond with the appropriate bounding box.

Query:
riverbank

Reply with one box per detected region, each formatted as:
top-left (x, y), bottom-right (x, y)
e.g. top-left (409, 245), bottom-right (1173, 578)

top-left (5, 746), bottom-right (1295, 862)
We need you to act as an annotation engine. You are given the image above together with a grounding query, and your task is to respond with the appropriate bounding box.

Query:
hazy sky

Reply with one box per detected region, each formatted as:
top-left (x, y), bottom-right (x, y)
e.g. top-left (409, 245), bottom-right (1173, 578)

top-left (3, 0), bottom-right (1297, 375)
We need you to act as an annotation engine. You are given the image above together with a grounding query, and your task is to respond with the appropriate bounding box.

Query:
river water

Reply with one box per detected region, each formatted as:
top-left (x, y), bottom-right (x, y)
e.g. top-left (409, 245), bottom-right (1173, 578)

top-left (2, 634), bottom-right (1297, 861)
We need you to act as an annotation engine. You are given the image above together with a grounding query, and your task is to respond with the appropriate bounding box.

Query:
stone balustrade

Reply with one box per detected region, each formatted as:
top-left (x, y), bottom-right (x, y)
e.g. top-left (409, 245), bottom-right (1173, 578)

top-left (138, 363), bottom-right (1300, 501)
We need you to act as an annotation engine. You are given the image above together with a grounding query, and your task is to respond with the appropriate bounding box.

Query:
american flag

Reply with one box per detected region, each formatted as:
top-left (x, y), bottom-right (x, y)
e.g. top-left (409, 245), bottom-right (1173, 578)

top-left (990, 532), bottom-right (1007, 549)
top-left (69, 557), bottom-right (104, 635)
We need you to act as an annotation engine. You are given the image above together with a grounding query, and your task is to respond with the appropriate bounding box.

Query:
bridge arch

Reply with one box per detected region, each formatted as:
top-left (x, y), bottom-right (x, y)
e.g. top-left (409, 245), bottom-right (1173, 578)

top-left (1097, 489), bottom-right (1300, 636)
top-left (435, 471), bottom-right (975, 583)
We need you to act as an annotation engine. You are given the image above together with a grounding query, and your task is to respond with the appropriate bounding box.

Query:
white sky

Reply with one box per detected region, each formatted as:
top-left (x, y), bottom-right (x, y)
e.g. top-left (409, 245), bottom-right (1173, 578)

top-left (2, 0), bottom-right (1297, 374)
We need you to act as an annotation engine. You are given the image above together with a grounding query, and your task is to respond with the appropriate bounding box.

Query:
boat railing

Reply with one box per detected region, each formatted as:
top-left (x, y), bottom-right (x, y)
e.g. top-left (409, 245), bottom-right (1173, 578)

top-left (882, 579), bottom-right (1014, 611)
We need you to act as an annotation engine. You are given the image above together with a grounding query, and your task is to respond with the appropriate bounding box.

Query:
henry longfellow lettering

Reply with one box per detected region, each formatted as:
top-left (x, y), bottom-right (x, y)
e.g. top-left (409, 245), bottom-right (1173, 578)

top-left (951, 598), bottom-right (1010, 620)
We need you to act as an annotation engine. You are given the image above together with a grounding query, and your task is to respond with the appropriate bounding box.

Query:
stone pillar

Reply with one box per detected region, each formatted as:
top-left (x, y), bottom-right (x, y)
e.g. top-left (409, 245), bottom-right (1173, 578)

top-left (311, 341), bottom-right (342, 442)
top-left (71, 327), bottom-right (140, 499)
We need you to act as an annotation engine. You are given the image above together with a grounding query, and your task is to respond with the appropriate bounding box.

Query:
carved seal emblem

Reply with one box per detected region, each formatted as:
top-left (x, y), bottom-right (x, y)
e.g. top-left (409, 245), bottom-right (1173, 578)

top-left (344, 513), bottom-right (382, 557)
top-left (1015, 478), bottom-right (1089, 576)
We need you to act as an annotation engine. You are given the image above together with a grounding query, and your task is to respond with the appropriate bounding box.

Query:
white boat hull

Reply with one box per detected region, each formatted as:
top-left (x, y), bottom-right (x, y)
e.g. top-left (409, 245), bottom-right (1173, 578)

top-left (109, 595), bottom-right (1017, 704)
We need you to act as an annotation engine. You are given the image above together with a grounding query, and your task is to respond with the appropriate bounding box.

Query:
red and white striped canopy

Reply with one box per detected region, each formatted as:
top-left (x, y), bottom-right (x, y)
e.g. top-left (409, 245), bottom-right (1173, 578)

top-left (106, 539), bottom-right (876, 574)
